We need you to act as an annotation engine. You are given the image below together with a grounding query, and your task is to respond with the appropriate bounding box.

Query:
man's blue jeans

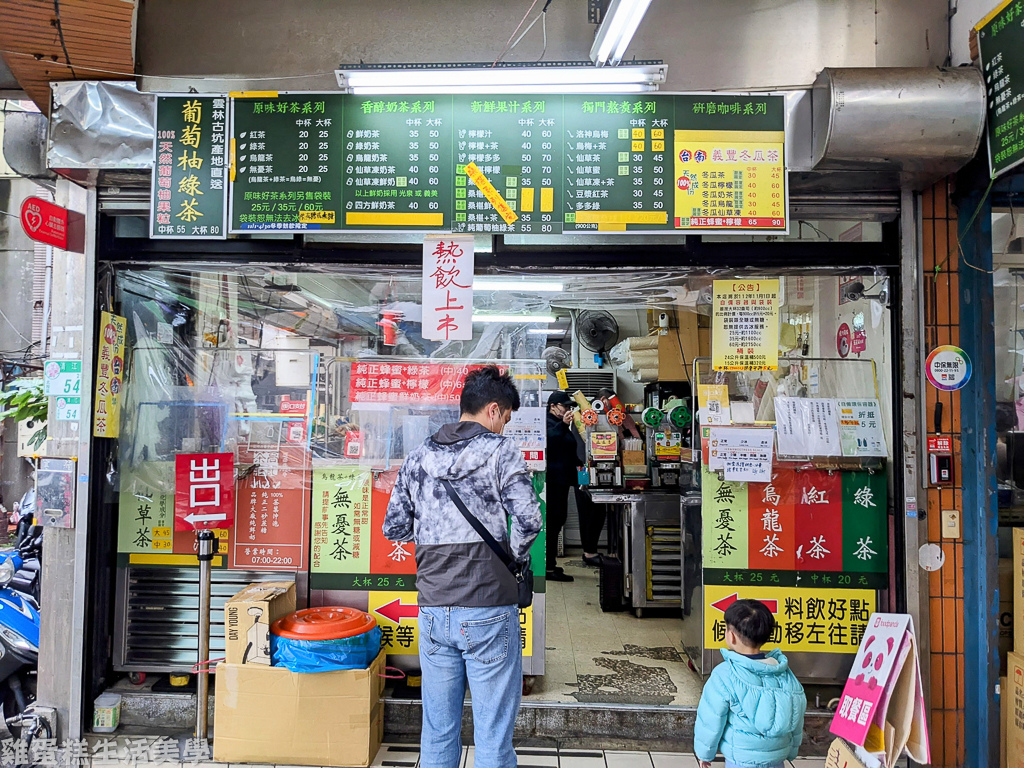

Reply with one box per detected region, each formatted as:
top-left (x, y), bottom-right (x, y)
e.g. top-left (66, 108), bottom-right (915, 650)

top-left (418, 605), bottom-right (522, 768)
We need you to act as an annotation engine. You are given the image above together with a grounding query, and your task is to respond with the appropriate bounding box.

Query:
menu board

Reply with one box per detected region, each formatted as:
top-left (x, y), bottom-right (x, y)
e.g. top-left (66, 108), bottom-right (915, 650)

top-left (225, 93), bottom-right (786, 235)
top-left (976, 0), bottom-right (1024, 177)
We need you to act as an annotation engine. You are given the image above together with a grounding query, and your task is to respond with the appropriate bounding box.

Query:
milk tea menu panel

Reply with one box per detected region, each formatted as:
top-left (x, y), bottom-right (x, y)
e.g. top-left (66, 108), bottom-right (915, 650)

top-left (226, 93), bottom-right (787, 235)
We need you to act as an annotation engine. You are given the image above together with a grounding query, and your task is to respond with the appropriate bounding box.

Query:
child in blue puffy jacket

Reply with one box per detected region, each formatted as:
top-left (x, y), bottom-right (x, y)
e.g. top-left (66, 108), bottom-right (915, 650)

top-left (694, 599), bottom-right (806, 768)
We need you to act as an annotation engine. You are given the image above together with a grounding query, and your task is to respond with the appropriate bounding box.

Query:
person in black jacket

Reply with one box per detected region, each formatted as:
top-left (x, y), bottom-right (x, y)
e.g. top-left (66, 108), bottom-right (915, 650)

top-left (546, 391), bottom-right (578, 582)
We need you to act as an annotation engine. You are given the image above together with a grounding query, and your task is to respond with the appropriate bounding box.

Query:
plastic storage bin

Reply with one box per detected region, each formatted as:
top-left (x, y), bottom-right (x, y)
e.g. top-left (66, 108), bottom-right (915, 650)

top-left (271, 606), bottom-right (382, 673)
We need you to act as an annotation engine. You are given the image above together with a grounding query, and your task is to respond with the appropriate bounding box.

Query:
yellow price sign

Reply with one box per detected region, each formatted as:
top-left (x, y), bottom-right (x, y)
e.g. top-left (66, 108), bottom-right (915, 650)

top-left (465, 162), bottom-right (519, 225)
top-left (299, 210), bottom-right (336, 224)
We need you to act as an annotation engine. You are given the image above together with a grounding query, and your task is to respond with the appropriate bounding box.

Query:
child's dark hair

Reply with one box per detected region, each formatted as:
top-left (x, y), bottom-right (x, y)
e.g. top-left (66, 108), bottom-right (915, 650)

top-left (460, 366), bottom-right (521, 415)
top-left (724, 599), bottom-right (775, 647)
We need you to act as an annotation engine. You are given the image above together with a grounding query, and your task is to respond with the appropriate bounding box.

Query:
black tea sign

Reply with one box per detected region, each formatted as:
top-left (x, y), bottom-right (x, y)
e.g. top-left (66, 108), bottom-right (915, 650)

top-left (151, 96), bottom-right (228, 239)
top-left (976, 0), bottom-right (1024, 177)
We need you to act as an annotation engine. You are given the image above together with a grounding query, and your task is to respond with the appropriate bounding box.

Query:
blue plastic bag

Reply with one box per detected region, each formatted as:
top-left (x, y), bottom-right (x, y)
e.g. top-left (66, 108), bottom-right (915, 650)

top-left (270, 626), bottom-right (382, 673)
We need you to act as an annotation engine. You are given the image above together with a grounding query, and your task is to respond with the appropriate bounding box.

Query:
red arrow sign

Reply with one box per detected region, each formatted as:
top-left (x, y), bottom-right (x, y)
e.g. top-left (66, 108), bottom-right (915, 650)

top-left (374, 598), bottom-right (418, 624)
top-left (710, 593), bottom-right (779, 614)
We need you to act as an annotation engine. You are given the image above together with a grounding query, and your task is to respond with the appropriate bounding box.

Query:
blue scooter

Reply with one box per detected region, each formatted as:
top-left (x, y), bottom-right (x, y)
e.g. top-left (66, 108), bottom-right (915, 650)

top-left (0, 494), bottom-right (42, 740)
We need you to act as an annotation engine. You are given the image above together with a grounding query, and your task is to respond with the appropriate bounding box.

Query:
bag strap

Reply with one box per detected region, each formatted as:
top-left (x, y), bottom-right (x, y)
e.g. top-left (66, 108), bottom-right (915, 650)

top-left (440, 478), bottom-right (521, 580)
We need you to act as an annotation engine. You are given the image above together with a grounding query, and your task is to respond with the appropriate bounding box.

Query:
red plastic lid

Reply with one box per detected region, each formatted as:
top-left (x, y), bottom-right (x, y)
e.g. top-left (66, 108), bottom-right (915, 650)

top-left (271, 606), bottom-right (377, 641)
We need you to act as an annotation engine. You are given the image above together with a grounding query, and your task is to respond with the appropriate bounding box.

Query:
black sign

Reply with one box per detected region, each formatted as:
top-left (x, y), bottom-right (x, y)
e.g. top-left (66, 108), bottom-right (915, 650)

top-left (977, 1), bottom-right (1024, 177)
top-left (151, 96), bottom-right (228, 238)
top-left (227, 92), bottom-right (786, 236)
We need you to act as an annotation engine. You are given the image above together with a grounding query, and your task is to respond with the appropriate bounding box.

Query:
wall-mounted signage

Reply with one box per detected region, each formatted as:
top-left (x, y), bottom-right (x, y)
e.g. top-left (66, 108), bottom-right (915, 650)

top-left (925, 345), bottom-right (971, 391)
top-left (976, 1), bottom-right (1024, 177)
top-left (146, 92), bottom-right (788, 237)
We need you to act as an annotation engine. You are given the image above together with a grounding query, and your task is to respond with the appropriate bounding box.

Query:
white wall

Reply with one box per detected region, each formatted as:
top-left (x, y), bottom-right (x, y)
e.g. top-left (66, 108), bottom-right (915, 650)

top-left (951, 0), bottom-right (1000, 65)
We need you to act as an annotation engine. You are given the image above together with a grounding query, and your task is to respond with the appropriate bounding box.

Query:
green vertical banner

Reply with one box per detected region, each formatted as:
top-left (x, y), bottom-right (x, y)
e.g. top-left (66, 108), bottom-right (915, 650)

top-left (976, 0), bottom-right (1024, 177)
top-left (151, 95), bottom-right (228, 238)
top-left (310, 466), bottom-right (372, 573)
top-left (841, 470), bottom-right (888, 573)
top-left (702, 467), bottom-right (749, 569)
top-left (117, 463), bottom-right (175, 553)
top-left (532, 472), bottom-right (547, 591)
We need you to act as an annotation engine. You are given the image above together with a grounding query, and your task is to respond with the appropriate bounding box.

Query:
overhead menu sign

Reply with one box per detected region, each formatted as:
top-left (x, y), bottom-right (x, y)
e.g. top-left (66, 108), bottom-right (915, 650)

top-left (976, 1), bottom-right (1024, 177)
top-left (151, 96), bottom-right (228, 238)
top-left (223, 92), bottom-right (786, 236)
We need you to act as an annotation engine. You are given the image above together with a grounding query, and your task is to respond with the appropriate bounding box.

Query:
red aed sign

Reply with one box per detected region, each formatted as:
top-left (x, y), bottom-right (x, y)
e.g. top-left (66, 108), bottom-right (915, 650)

top-left (20, 197), bottom-right (68, 250)
top-left (174, 452), bottom-right (235, 531)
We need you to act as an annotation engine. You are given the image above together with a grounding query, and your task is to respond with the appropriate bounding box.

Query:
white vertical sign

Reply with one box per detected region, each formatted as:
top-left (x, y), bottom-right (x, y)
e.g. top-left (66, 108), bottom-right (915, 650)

top-left (422, 236), bottom-right (474, 341)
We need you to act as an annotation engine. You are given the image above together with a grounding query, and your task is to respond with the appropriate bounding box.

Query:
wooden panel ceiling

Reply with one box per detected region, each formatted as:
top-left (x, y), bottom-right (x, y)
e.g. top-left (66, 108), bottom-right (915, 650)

top-left (0, 0), bottom-right (136, 111)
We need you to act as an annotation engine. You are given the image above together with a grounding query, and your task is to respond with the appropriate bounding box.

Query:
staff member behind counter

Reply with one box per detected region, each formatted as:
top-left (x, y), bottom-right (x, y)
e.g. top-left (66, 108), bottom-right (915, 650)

top-left (546, 392), bottom-right (607, 580)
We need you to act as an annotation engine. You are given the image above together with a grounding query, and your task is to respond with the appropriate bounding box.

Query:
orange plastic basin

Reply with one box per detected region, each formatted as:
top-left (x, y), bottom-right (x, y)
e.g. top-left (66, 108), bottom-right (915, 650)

top-left (271, 606), bottom-right (377, 641)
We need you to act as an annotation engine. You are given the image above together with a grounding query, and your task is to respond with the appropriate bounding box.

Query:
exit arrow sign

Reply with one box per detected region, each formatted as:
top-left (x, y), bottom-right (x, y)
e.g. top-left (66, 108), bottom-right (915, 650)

top-left (374, 598), bottom-right (418, 624)
top-left (710, 593), bottom-right (779, 614)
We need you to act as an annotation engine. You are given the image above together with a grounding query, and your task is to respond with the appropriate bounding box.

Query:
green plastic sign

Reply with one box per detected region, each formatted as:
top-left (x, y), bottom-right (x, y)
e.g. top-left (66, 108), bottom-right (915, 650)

top-left (228, 93), bottom-right (786, 235)
top-left (976, 1), bottom-right (1024, 177)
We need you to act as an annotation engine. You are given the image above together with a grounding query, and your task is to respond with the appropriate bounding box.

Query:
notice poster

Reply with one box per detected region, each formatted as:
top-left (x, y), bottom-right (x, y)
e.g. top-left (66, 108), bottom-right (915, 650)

top-left (712, 279), bottom-right (780, 371)
top-left (93, 312), bottom-right (127, 438)
top-left (704, 585), bottom-right (875, 655)
top-left (230, 444), bottom-right (310, 571)
top-left (310, 466), bottom-right (373, 573)
top-left (707, 426), bottom-right (774, 482)
top-left (698, 383), bottom-right (731, 425)
top-left (837, 399), bottom-right (887, 458)
top-left (422, 236), bottom-right (474, 341)
top-left (774, 397), bottom-right (842, 457)
top-left (505, 406), bottom-right (547, 471)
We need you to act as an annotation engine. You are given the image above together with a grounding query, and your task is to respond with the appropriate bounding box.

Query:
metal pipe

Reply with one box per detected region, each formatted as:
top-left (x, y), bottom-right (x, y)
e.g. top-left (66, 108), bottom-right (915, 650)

top-left (195, 530), bottom-right (217, 739)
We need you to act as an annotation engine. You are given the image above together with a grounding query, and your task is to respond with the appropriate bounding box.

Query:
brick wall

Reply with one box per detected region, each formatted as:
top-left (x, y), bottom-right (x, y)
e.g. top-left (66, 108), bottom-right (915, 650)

top-left (922, 180), bottom-right (965, 768)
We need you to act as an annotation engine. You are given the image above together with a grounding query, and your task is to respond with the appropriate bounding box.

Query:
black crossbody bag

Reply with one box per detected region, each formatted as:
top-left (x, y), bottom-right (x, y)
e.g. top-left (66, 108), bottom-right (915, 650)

top-left (440, 478), bottom-right (534, 609)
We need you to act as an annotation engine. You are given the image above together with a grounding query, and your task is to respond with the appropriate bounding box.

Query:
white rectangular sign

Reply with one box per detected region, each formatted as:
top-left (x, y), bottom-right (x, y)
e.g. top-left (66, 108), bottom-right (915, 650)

top-left (422, 236), bottom-right (474, 341)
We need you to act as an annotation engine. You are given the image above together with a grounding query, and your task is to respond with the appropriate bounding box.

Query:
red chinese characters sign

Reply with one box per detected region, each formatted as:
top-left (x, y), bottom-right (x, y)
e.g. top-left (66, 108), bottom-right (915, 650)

top-left (174, 453), bottom-right (235, 531)
top-left (422, 236), bottom-right (474, 341)
top-left (349, 361), bottom-right (505, 405)
top-left (230, 444), bottom-right (310, 571)
top-left (20, 197), bottom-right (68, 250)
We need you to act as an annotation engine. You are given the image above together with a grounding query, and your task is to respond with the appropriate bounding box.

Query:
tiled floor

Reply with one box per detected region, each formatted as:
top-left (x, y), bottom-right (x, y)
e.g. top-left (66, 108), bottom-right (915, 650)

top-left (372, 744), bottom-right (828, 768)
top-left (529, 556), bottom-right (703, 707)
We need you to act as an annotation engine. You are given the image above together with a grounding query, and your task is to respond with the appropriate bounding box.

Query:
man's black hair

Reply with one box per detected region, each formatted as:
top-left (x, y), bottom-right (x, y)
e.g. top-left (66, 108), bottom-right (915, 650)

top-left (460, 366), bottom-right (521, 415)
top-left (723, 598), bottom-right (775, 647)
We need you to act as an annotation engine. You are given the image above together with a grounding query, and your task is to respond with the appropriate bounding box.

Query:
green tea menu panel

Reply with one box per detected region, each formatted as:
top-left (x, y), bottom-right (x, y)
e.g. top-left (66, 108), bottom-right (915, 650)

top-left (976, 0), bottom-right (1024, 177)
top-left (227, 92), bottom-right (786, 235)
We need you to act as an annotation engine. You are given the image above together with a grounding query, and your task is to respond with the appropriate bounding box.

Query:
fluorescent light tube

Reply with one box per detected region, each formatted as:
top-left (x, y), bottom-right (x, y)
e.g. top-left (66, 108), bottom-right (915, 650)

top-left (474, 279), bottom-right (564, 292)
top-left (527, 328), bottom-right (565, 335)
top-left (591, 0), bottom-right (654, 66)
top-left (472, 314), bottom-right (558, 323)
top-left (337, 65), bottom-right (665, 94)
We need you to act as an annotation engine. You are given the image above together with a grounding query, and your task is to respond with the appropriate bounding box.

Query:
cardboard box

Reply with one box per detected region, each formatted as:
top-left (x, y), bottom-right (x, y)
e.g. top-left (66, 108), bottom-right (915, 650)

top-left (1002, 559), bottom-right (1014, 674)
top-left (1007, 652), bottom-right (1024, 768)
top-left (1002, 675), bottom-right (1008, 768)
top-left (214, 650), bottom-right (385, 767)
top-left (1014, 530), bottom-right (1024, 653)
top-left (224, 581), bottom-right (295, 665)
top-left (825, 738), bottom-right (869, 768)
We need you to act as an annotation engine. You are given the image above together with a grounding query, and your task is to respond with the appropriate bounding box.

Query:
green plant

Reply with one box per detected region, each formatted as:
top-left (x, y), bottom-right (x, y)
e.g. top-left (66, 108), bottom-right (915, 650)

top-left (0, 378), bottom-right (47, 450)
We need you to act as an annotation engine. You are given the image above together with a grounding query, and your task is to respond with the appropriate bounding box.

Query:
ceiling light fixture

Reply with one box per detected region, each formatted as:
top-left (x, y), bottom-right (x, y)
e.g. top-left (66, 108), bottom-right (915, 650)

top-left (472, 313), bottom-right (558, 323)
top-left (474, 279), bottom-right (564, 292)
top-left (591, 0), bottom-right (655, 66)
top-left (336, 64), bottom-right (665, 94)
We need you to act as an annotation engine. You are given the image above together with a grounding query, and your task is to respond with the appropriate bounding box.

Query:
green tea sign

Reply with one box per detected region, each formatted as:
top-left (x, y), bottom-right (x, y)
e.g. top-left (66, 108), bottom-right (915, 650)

top-left (976, 0), bottom-right (1024, 177)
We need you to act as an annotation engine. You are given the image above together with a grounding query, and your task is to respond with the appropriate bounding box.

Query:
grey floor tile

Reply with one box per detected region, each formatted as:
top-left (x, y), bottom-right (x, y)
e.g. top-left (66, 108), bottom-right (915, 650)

top-left (604, 751), bottom-right (654, 768)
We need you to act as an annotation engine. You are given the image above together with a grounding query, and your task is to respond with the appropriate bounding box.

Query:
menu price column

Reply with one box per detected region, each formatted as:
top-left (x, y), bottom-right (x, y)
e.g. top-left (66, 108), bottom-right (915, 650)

top-left (452, 96), bottom-right (561, 235)
top-left (230, 95), bottom-right (345, 232)
top-left (341, 98), bottom-right (452, 230)
top-left (562, 96), bottom-right (673, 233)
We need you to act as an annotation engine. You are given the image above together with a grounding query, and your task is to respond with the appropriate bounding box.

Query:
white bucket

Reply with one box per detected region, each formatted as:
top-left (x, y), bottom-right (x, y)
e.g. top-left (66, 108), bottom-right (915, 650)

top-left (92, 692), bottom-right (121, 733)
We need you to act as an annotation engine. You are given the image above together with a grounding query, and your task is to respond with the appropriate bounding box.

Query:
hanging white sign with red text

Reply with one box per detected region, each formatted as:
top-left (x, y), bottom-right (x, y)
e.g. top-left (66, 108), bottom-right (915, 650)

top-left (422, 236), bottom-right (474, 341)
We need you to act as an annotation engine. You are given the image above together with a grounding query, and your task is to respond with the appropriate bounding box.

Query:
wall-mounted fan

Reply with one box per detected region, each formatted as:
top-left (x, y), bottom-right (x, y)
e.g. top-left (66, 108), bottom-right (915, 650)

top-left (542, 346), bottom-right (572, 376)
top-left (575, 310), bottom-right (620, 366)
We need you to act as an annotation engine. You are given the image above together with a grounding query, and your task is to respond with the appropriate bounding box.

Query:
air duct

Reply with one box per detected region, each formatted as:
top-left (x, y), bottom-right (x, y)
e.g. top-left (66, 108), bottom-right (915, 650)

top-left (812, 67), bottom-right (986, 188)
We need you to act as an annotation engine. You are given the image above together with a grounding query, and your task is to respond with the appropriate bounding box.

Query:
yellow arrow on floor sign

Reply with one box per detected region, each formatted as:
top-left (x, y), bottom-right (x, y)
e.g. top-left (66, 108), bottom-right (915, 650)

top-left (464, 162), bottom-right (519, 226)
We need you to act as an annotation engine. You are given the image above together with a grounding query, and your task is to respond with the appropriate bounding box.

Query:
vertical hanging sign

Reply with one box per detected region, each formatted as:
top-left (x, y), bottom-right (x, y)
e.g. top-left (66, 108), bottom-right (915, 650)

top-left (93, 312), bottom-right (127, 438)
top-left (151, 95), bottom-right (228, 239)
top-left (711, 278), bottom-right (780, 371)
top-left (422, 236), bottom-right (474, 341)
